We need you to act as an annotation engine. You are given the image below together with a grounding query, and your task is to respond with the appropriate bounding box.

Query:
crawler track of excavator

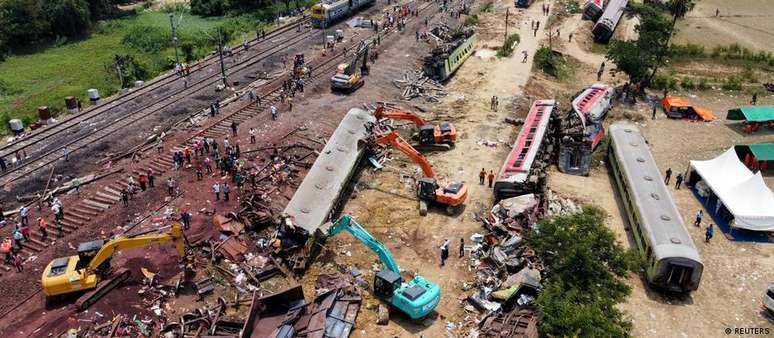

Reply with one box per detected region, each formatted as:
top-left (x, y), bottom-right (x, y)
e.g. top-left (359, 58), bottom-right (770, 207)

top-left (75, 268), bottom-right (132, 311)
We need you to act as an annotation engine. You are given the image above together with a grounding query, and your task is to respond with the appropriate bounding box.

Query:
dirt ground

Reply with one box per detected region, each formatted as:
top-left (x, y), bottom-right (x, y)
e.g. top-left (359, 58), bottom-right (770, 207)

top-left (2, 0), bottom-right (773, 337)
top-left (673, 0), bottom-right (774, 53)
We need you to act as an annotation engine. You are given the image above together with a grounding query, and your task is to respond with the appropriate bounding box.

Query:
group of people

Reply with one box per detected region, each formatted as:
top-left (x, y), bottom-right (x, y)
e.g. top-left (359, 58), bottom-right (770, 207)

top-left (478, 168), bottom-right (496, 188)
top-left (489, 95), bottom-right (500, 111)
top-left (439, 238), bottom-right (465, 267)
top-left (1, 196), bottom-right (66, 273)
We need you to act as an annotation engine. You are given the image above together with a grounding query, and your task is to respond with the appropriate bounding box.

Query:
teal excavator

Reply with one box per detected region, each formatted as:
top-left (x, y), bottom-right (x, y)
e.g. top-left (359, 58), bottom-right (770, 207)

top-left (326, 214), bottom-right (441, 319)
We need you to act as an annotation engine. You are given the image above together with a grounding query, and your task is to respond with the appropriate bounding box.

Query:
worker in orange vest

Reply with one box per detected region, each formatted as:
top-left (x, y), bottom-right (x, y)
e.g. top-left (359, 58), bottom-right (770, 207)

top-left (2, 237), bottom-right (12, 263)
top-left (38, 217), bottom-right (49, 240)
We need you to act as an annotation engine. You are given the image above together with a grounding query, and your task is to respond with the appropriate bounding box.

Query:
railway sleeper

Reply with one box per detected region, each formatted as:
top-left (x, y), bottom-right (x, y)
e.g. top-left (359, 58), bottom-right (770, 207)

top-left (78, 203), bottom-right (106, 213)
top-left (72, 207), bottom-right (99, 217)
top-left (61, 216), bottom-right (84, 226)
top-left (64, 210), bottom-right (90, 222)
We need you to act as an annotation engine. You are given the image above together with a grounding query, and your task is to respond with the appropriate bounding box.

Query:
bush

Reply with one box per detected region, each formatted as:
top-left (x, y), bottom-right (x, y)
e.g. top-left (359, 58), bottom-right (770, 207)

top-left (106, 53), bottom-right (151, 88)
top-left (44, 0), bottom-right (92, 38)
top-left (652, 73), bottom-right (677, 90)
top-left (190, 0), bottom-right (227, 16)
top-left (680, 76), bottom-right (695, 90)
top-left (497, 33), bottom-right (520, 57)
top-left (697, 78), bottom-right (710, 90)
top-left (669, 43), bottom-right (705, 59)
top-left (534, 47), bottom-right (568, 78)
top-left (463, 14), bottom-right (479, 27)
top-left (722, 75), bottom-right (743, 91)
top-left (527, 207), bottom-right (635, 337)
top-left (122, 25), bottom-right (170, 53)
top-left (479, 1), bottom-right (493, 13)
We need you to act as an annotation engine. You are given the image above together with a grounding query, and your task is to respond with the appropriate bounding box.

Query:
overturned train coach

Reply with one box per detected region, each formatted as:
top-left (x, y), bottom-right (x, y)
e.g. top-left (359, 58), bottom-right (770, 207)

top-left (282, 108), bottom-right (376, 262)
top-left (592, 0), bottom-right (627, 43)
top-left (311, 0), bottom-right (376, 28)
top-left (582, 0), bottom-right (606, 22)
top-left (494, 100), bottom-right (556, 201)
top-left (557, 83), bottom-right (613, 176)
top-left (608, 122), bottom-right (703, 292)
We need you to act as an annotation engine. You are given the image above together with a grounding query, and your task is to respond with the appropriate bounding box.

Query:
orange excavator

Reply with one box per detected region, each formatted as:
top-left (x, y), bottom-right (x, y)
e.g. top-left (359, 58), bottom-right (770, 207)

top-left (369, 130), bottom-right (467, 216)
top-left (373, 105), bottom-right (457, 151)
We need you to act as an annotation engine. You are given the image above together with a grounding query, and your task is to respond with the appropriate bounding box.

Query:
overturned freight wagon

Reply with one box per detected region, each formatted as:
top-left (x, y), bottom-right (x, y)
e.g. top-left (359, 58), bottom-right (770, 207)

top-left (281, 108), bottom-right (376, 268)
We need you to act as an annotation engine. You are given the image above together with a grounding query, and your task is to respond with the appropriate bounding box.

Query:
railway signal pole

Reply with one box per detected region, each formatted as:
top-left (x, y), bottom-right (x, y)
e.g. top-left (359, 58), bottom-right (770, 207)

top-left (169, 13), bottom-right (181, 74)
top-left (217, 28), bottom-right (228, 86)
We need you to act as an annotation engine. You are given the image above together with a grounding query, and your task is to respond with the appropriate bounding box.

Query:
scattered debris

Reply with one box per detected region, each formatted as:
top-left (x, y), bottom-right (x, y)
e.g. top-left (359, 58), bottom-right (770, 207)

top-left (392, 70), bottom-right (448, 102)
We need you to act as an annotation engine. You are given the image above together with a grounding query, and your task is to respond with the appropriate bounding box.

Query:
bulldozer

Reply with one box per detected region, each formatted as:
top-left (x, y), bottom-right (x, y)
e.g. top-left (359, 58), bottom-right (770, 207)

top-left (330, 41), bottom-right (370, 93)
top-left (367, 129), bottom-right (467, 216)
top-left (373, 105), bottom-right (457, 151)
top-left (41, 223), bottom-right (187, 310)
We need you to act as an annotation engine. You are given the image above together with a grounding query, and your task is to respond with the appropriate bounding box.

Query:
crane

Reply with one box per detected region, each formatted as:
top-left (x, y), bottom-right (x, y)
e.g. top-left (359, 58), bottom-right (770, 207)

top-left (369, 129), bottom-right (468, 216)
top-left (330, 40), bottom-right (370, 92)
top-left (373, 105), bottom-right (457, 151)
top-left (325, 214), bottom-right (440, 319)
top-left (41, 223), bottom-right (187, 310)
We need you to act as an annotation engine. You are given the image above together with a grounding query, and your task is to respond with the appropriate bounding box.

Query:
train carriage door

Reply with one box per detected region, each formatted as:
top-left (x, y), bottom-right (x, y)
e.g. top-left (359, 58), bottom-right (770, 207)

top-left (666, 263), bottom-right (692, 291)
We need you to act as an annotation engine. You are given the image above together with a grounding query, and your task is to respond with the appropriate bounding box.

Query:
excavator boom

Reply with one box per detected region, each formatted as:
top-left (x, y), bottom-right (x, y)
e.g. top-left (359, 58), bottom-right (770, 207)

top-left (42, 223), bottom-right (187, 305)
top-left (326, 215), bottom-right (441, 319)
top-left (372, 131), bottom-right (434, 177)
top-left (374, 106), bottom-right (427, 126)
top-left (328, 214), bottom-right (399, 273)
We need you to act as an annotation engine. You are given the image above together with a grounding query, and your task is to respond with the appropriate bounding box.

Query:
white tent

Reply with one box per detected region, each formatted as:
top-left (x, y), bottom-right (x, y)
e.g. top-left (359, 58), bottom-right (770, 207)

top-left (690, 148), bottom-right (774, 231)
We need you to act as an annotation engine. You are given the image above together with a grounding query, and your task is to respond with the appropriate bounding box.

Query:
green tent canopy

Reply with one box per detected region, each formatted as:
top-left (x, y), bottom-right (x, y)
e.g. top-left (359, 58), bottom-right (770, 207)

top-left (748, 143), bottom-right (774, 161)
top-left (727, 105), bottom-right (774, 122)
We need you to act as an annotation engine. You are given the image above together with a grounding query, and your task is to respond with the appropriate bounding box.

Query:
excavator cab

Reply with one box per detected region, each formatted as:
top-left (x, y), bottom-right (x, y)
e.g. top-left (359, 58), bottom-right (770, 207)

top-left (76, 240), bottom-right (106, 271)
top-left (417, 177), bottom-right (440, 201)
top-left (374, 269), bottom-right (402, 300)
top-left (418, 124), bottom-right (436, 145)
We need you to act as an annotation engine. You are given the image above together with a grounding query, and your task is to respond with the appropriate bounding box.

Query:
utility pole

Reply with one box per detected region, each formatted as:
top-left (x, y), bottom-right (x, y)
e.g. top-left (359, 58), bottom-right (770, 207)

top-left (504, 8), bottom-right (510, 42)
top-left (217, 28), bottom-right (228, 86)
top-left (169, 13), bottom-right (181, 73)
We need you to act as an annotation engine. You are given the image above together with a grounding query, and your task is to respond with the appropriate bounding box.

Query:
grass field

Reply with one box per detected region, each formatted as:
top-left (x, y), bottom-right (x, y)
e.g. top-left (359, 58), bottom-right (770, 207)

top-left (0, 10), bottom-right (258, 133)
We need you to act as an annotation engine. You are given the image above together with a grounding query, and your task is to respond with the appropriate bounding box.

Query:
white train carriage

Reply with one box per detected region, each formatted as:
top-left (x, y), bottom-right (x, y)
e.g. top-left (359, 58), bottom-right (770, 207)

top-left (607, 122), bottom-right (703, 292)
top-left (592, 0), bottom-right (628, 43)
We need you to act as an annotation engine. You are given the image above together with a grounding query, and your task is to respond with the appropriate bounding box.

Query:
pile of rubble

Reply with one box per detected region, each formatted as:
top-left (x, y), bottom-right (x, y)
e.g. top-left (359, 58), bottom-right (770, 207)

top-left (460, 191), bottom-right (585, 336)
top-left (392, 70), bottom-right (448, 102)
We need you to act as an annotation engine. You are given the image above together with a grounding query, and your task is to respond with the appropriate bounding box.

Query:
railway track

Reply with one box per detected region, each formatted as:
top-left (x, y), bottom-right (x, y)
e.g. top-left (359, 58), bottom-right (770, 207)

top-left (0, 0), bottom-right (441, 322)
top-left (0, 17), bottom-right (312, 186)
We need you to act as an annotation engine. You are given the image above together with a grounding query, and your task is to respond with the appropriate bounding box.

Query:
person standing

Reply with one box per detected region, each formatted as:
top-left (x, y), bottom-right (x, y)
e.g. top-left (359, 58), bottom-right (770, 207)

top-left (121, 188), bottom-right (129, 207)
top-left (249, 128), bottom-right (256, 144)
top-left (459, 238), bottom-right (465, 258)
top-left (12, 227), bottom-right (24, 250)
top-left (751, 92), bottom-right (758, 105)
top-left (568, 32), bottom-right (573, 42)
top-left (20, 223), bottom-right (30, 241)
top-left (180, 210), bottom-right (191, 230)
top-left (38, 217), bottom-right (48, 240)
top-left (664, 167), bottom-right (672, 185)
top-left (705, 224), bottom-right (714, 243)
top-left (288, 96), bottom-right (294, 111)
top-left (63, 147), bottom-right (69, 161)
top-left (204, 157), bottom-right (213, 174)
top-left (148, 168), bottom-right (155, 188)
top-left (0, 156), bottom-right (6, 172)
top-left (72, 177), bottom-right (81, 194)
top-left (271, 105), bottom-right (278, 120)
top-left (213, 182), bottom-right (221, 201)
top-left (674, 173), bottom-right (684, 190)
top-left (167, 177), bottom-right (175, 196)
top-left (231, 121), bottom-right (238, 136)
top-left (223, 183), bottom-right (231, 201)
top-left (694, 210), bottom-right (703, 227)
top-left (488, 170), bottom-right (495, 188)
top-left (652, 104), bottom-right (657, 120)
top-left (13, 253), bottom-right (22, 272)
top-left (479, 168), bottom-right (486, 185)
top-left (19, 206), bottom-right (29, 226)
top-left (440, 239), bottom-right (450, 267)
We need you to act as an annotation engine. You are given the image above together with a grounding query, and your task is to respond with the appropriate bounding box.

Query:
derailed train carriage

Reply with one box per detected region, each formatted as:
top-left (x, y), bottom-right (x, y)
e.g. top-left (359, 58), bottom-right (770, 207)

top-left (592, 0), bottom-right (628, 43)
top-left (607, 122), bottom-right (703, 292)
top-left (311, 0), bottom-right (376, 28)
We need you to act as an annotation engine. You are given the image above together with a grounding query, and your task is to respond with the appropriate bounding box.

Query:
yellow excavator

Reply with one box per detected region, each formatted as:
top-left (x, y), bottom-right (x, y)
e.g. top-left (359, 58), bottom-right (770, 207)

top-left (41, 223), bottom-right (187, 310)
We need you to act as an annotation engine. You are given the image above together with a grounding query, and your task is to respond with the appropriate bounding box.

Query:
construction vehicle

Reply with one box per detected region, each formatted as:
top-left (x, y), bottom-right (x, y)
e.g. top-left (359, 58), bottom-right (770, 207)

top-left (330, 41), bottom-right (370, 92)
top-left (368, 130), bottom-right (468, 216)
top-left (325, 214), bottom-right (440, 319)
top-left (374, 105), bottom-right (457, 151)
top-left (41, 223), bottom-right (187, 310)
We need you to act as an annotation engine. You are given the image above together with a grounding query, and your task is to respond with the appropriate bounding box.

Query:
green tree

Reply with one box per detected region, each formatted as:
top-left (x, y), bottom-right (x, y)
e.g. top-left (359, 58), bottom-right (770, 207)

top-left (526, 207), bottom-right (635, 337)
top-left (606, 4), bottom-right (671, 84)
top-left (0, 0), bottom-right (50, 48)
top-left (44, 0), bottom-right (92, 38)
top-left (190, 0), bottom-right (227, 16)
top-left (646, 0), bottom-right (696, 84)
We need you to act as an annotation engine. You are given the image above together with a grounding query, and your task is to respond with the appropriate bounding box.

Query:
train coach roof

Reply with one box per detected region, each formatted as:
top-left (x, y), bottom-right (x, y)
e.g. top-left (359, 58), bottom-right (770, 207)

top-left (609, 122), bottom-right (700, 258)
top-left (283, 108), bottom-right (375, 233)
